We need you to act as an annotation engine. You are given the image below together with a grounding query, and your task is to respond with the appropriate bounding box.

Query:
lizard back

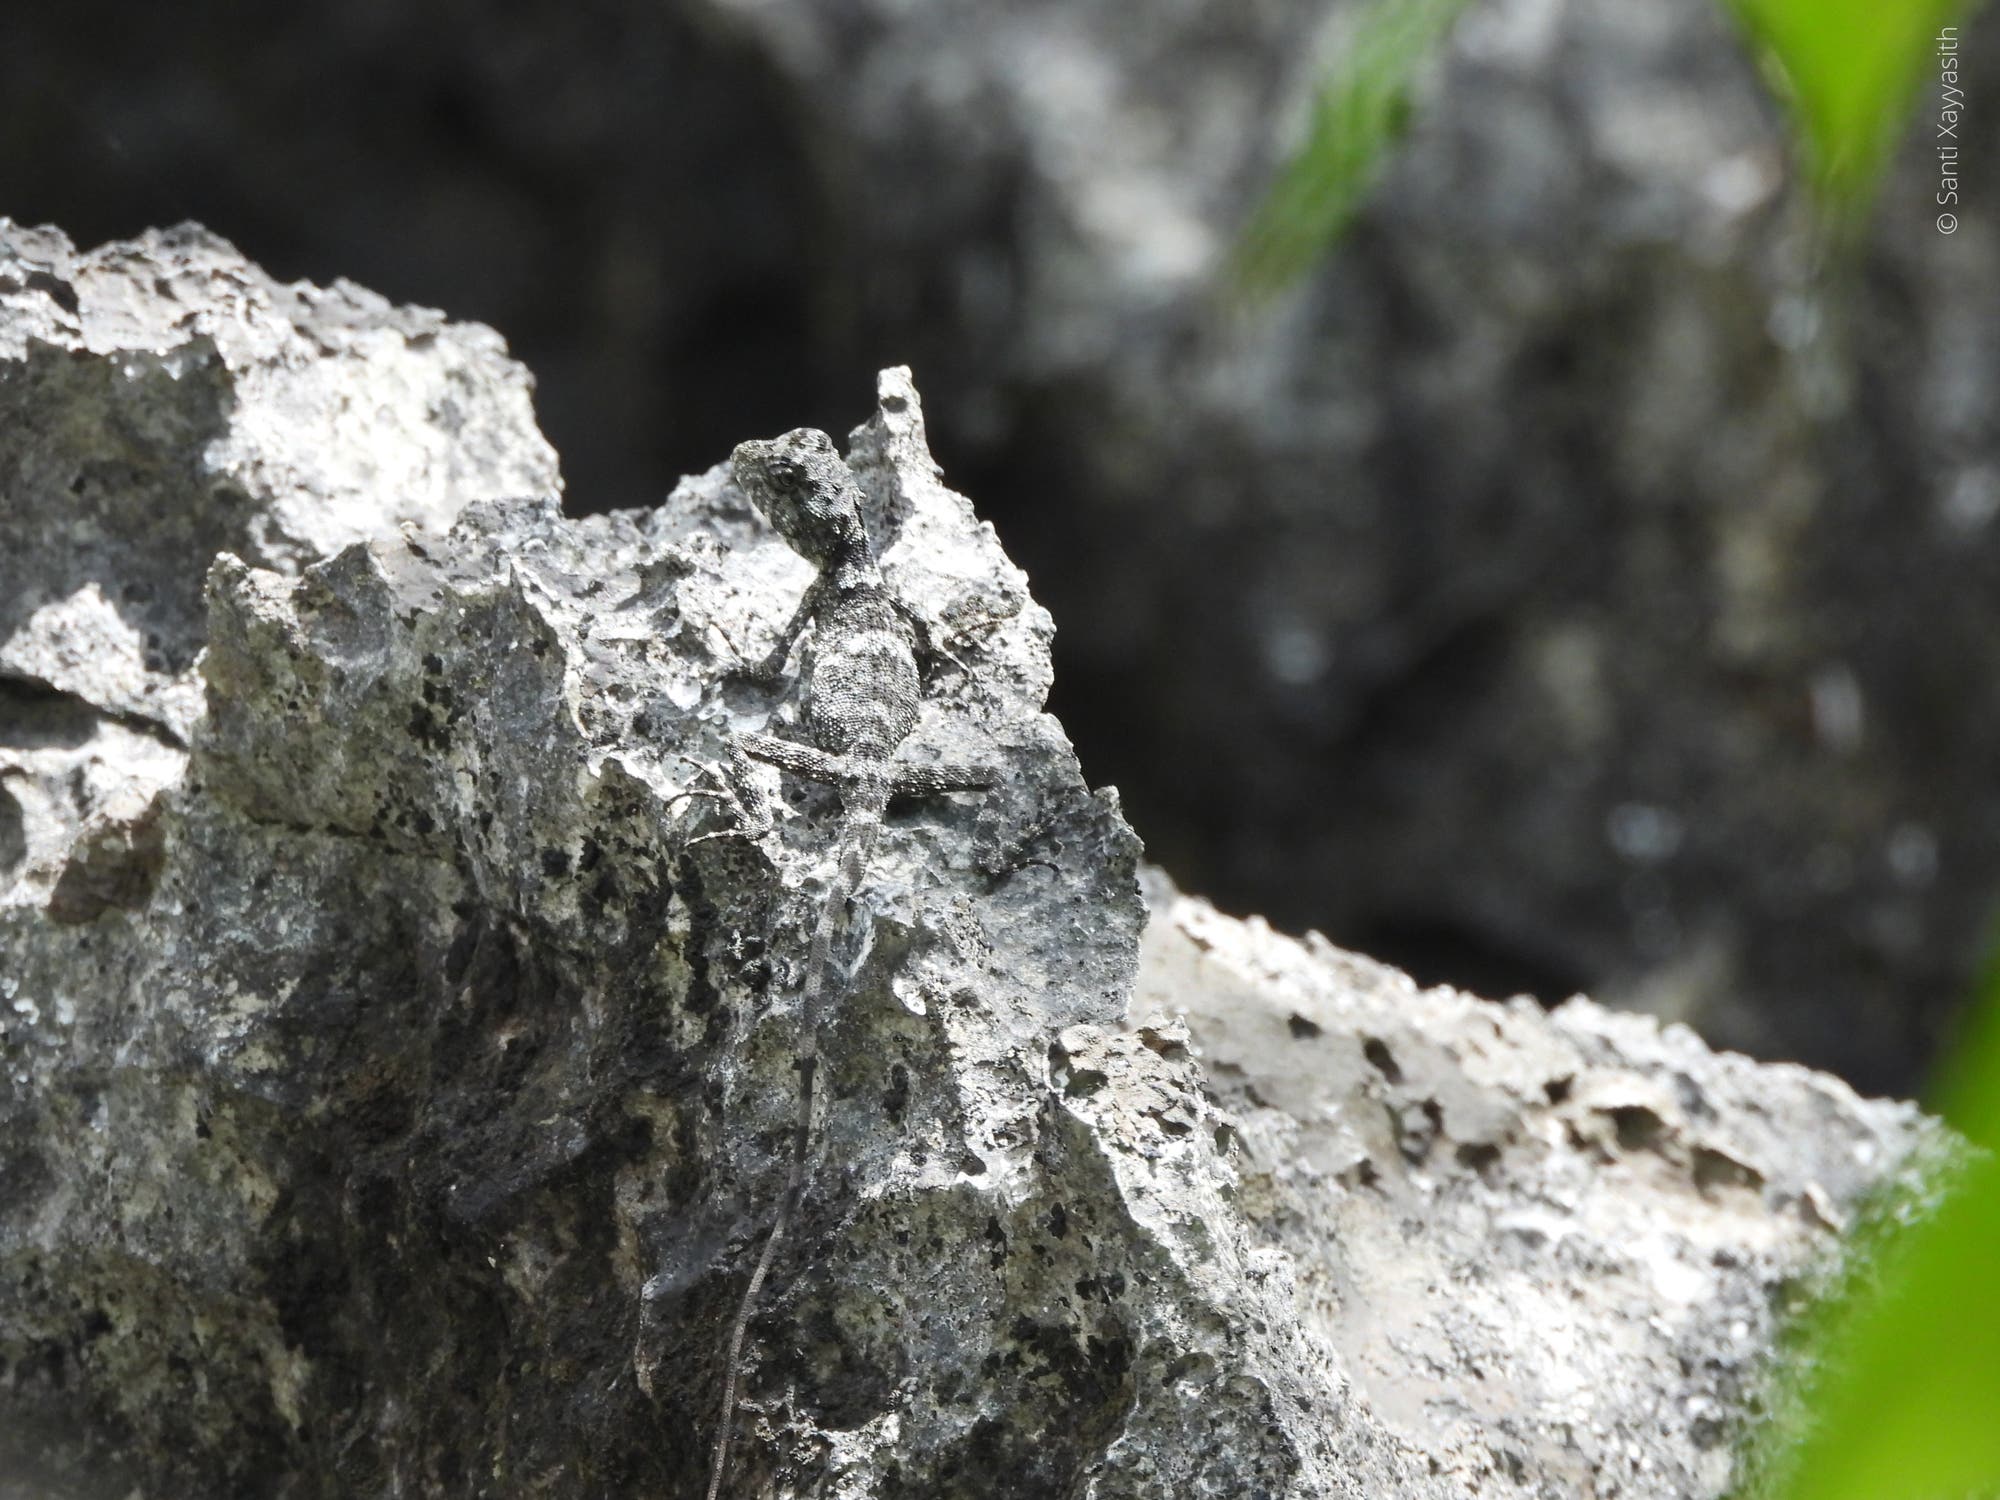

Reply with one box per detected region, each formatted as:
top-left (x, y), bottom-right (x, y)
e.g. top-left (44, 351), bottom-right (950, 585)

top-left (801, 585), bottom-right (920, 765)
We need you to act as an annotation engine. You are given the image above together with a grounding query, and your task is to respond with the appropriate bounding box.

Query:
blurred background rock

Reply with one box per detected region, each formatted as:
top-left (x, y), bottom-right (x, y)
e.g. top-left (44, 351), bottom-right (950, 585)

top-left (5, 0), bottom-right (1994, 1097)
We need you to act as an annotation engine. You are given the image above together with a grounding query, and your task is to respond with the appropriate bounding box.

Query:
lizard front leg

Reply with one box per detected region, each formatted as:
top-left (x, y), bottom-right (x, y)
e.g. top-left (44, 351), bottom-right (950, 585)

top-left (735, 575), bottom-right (827, 687)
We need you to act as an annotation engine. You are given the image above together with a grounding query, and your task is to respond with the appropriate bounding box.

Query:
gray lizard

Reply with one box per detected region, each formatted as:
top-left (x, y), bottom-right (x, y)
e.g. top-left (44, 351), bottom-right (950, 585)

top-left (696, 427), bottom-right (995, 1500)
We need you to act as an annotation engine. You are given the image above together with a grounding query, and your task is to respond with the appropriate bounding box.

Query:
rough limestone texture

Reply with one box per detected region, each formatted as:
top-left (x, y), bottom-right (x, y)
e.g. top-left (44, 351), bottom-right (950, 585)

top-left (1134, 877), bottom-right (1939, 1497)
top-left (0, 227), bottom-right (1942, 1499)
top-left (10, 0), bottom-right (1998, 1094)
top-left (666, 0), bottom-right (2000, 1097)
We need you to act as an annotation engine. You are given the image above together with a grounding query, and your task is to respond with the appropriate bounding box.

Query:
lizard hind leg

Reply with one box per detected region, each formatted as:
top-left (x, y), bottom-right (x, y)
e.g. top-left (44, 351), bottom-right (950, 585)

top-left (739, 731), bottom-right (844, 786)
top-left (678, 745), bottom-right (779, 846)
top-left (889, 759), bottom-right (998, 797)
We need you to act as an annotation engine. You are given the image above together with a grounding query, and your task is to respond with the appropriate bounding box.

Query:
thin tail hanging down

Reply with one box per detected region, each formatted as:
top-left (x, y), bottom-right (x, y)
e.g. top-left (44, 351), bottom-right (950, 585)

top-left (705, 791), bottom-right (885, 1500)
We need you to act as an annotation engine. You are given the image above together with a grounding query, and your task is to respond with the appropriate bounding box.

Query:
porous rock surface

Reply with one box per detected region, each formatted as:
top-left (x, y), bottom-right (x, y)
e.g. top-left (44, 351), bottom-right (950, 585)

top-left (0, 227), bottom-right (1940, 1498)
top-left (1135, 877), bottom-right (1937, 1497)
top-left (11, 0), bottom-right (1998, 1094)
top-left (672, 0), bottom-right (2000, 1100)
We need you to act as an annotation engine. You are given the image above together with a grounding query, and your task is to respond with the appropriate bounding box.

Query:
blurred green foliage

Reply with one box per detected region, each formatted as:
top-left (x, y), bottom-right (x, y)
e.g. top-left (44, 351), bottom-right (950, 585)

top-left (1233, 0), bottom-right (1472, 297)
top-left (1935, 965), bottom-right (2000, 1159)
top-left (1238, 0), bottom-right (1979, 294)
top-left (1723, 0), bottom-right (1972, 210)
top-left (1736, 977), bottom-right (2000, 1500)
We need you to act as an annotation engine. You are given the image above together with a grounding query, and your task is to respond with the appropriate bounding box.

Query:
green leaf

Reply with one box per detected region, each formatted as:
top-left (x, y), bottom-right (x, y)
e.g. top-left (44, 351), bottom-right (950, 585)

top-left (1766, 1155), bottom-right (2000, 1500)
top-left (1233, 0), bottom-right (1475, 298)
top-left (1722, 0), bottom-right (1976, 210)
top-left (1746, 965), bottom-right (2000, 1500)
top-left (1933, 954), bottom-right (2000, 1155)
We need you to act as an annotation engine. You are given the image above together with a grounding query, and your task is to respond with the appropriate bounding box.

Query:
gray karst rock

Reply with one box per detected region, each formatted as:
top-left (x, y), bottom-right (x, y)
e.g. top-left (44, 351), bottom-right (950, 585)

top-left (0, 226), bottom-right (1946, 1498)
top-left (11, 0), bottom-right (1998, 1096)
top-left (708, 0), bottom-right (1951, 1094)
top-left (673, 0), bottom-right (2000, 1098)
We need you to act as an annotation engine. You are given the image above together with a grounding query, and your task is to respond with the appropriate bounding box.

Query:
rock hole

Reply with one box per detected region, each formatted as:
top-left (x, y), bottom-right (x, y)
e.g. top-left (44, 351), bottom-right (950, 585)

top-left (0, 784), bottom-right (25, 878)
top-left (1361, 1036), bottom-right (1402, 1083)
top-left (1691, 1145), bottom-right (1764, 1195)
top-left (1455, 1141), bottom-right (1501, 1174)
top-left (1609, 1103), bottom-right (1666, 1153)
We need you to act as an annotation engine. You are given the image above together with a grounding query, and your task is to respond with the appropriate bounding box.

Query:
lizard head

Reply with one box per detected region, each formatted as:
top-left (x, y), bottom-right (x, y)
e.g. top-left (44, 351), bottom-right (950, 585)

top-left (731, 428), bottom-right (868, 565)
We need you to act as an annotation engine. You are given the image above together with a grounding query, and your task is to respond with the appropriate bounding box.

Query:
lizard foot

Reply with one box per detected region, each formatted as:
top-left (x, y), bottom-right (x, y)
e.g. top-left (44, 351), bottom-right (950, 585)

top-left (675, 753), bottom-right (776, 845)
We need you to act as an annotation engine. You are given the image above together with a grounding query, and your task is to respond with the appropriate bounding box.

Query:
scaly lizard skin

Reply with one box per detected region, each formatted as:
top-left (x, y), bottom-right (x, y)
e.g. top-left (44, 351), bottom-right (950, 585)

top-left (700, 427), bottom-right (994, 1500)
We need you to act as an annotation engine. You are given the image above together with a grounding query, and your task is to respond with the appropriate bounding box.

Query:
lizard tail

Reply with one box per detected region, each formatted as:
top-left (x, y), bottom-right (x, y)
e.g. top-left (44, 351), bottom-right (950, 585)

top-left (706, 791), bottom-right (884, 1500)
top-left (704, 1159), bottom-right (799, 1500)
